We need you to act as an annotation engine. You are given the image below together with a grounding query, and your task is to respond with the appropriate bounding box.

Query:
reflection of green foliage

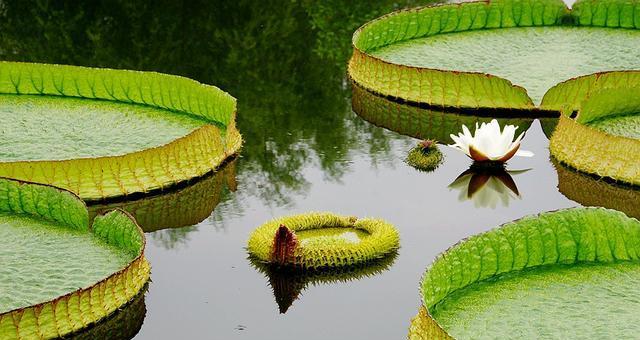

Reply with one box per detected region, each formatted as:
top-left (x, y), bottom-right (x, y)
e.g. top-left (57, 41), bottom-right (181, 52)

top-left (0, 0), bottom-right (438, 206)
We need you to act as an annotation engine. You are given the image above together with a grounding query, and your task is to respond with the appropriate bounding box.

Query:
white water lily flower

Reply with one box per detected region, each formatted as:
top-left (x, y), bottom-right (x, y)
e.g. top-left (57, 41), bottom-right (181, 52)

top-left (449, 119), bottom-right (534, 162)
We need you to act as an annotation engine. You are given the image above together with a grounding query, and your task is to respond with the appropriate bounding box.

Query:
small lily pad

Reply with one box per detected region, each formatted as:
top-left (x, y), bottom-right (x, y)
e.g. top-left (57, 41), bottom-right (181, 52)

top-left (247, 212), bottom-right (400, 269)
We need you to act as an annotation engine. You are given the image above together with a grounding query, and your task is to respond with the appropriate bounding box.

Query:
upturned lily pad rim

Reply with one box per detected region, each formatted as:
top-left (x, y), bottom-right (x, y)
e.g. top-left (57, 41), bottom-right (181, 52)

top-left (0, 177), bottom-right (150, 339)
top-left (247, 212), bottom-right (400, 270)
top-left (547, 84), bottom-right (640, 186)
top-left (350, 0), bottom-right (640, 112)
top-left (0, 61), bottom-right (243, 201)
top-left (412, 207), bottom-right (640, 339)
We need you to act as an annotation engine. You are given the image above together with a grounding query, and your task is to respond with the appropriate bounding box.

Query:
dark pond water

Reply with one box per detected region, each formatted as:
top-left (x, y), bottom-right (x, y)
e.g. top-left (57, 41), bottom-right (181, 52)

top-left (2, 0), bottom-right (619, 339)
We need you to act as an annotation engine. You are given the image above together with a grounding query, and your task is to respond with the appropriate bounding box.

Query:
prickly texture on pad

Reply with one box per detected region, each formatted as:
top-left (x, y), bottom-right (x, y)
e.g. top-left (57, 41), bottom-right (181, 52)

top-left (0, 178), bottom-right (150, 340)
top-left (0, 62), bottom-right (242, 201)
top-left (411, 207), bottom-right (640, 339)
top-left (406, 142), bottom-right (444, 172)
top-left (248, 212), bottom-right (400, 269)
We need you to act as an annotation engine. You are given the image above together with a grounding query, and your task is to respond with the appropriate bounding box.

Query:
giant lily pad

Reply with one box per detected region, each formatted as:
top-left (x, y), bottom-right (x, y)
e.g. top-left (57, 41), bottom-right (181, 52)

top-left (351, 82), bottom-right (534, 143)
top-left (408, 207), bottom-right (640, 339)
top-left (349, 0), bottom-right (640, 111)
top-left (548, 85), bottom-right (640, 185)
top-left (0, 62), bottom-right (242, 201)
top-left (0, 178), bottom-right (150, 339)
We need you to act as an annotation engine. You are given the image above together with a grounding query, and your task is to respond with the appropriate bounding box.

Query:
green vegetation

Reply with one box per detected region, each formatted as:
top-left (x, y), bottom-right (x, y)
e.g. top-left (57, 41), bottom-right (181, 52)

top-left (412, 207), bottom-right (640, 339)
top-left (406, 140), bottom-right (443, 172)
top-left (248, 212), bottom-right (400, 269)
top-left (0, 178), bottom-right (149, 339)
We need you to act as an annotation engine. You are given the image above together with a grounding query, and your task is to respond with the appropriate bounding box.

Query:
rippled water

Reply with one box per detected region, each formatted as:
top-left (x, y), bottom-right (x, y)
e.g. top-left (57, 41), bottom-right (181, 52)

top-left (2, 0), bottom-right (632, 339)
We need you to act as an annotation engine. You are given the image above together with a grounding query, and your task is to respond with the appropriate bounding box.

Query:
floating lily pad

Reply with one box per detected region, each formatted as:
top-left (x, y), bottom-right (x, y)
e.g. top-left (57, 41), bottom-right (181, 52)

top-left (549, 86), bottom-right (640, 185)
top-left (249, 253), bottom-right (396, 313)
top-left (247, 213), bottom-right (400, 269)
top-left (0, 62), bottom-right (242, 201)
top-left (409, 207), bottom-right (640, 339)
top-left (554, 159), bottom-right (640, 220)
top-left (88, 158), bottom-right (237, 232)
top-left (0, 178), bottom-right (150, 339)
top-left (406, 141), bottom-right (444, 172)
top-left (351, 83), bottom-right (534, 143)
top-left (349, 0), bottom-right (640, 110)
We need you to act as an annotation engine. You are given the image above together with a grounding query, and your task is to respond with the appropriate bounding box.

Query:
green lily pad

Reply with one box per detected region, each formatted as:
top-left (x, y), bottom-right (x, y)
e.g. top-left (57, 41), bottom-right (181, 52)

top-left (370, 26), bottom-right (640, 105)
top-left (349, 0), bottom-right (640, 111)
top-left (0, 62), bottom-right (242, 201)
top-left (410, 207), bottom-right (640, 339)
top-left (549, 86), bottom-right (640, 185)
top-left (247, 212), bottom-right (400, 269)
top-left (0, 177), bottom-right (149, 339)
top-left (0, 94), bottom-right (205, 162)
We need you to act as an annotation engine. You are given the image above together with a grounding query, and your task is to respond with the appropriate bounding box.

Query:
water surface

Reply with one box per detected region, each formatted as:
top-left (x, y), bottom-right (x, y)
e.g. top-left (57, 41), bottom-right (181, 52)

top-left (0, 1), bottom-right (622, 339)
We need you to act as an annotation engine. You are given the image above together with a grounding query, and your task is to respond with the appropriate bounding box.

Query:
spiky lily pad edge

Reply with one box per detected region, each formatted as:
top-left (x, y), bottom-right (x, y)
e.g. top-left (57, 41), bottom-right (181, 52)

top-left (0, 61), bottom-right (243, 201)
top-left (247, 212), bottom-right (400, 270)
top-left (0, 177), bottom-right (150, 340)
top-left (349, 0), bottom-right (640, 111)
top-left (408, 207), bottom-right (640, 339)
top-left (550, 115), bottom-right (640, 186)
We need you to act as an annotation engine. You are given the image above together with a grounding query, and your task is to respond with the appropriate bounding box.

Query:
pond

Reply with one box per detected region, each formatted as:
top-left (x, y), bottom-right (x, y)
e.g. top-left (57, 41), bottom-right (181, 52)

top-left (1, 0), bottom-right (628, 339)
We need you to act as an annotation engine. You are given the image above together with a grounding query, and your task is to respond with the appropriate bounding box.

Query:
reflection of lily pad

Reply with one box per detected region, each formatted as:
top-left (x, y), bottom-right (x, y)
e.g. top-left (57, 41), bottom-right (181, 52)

top-left (247, 213), bottom-right (399, 269)
top-left (88, 158), bottom-right (237, 232)
top-left (351, 83), bottom-right (533, 143)
top-left (249, 253), bottom-right (396, 313)
top-left (554, 159), bottom-right (640, 220)
top-left (0, 178), bottom-right (150, 339)
top-left (0, 62), bottom-right (242, 201)
top-left (350, 0), bottom-right (640, 110)
top-left (409, 207), bottom-right (640, 339)
top-left (549, 86), bottom-right (640, 185)
top-left (67, 286), bottom-right (147, 340)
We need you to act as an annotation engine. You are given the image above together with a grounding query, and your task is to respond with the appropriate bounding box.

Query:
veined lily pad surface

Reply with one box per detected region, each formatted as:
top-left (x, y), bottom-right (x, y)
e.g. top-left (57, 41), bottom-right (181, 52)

top-left (0, 62), bottom-right (242, 201)
top-left (350, 0), bottom-right (640, 110)
top-left (0, 178), bottom-right (150, 339)
top-left (410, 207), bottom-right (640, 339)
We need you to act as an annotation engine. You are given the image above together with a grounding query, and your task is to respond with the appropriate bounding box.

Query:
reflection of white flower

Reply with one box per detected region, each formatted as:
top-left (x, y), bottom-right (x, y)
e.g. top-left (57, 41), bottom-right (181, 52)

top-left (449, 168), bottom-right (528, 209)
top-left (449, 119), bottom-right (534, 162)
